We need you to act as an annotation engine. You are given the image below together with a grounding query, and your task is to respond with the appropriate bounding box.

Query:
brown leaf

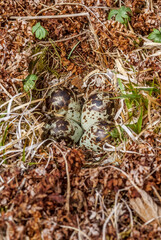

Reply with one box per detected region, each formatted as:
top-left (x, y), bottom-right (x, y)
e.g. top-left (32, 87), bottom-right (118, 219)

top-left (130, 189), bottom-right (161, 225)
top-left (67, 63), bottom-right (74, 71)
top-left (106, 0), bottom-right (112, 7)
top-left (48, 193), bottom-right (65, 204)
top-left (70, 77), bottom-right (83, 91)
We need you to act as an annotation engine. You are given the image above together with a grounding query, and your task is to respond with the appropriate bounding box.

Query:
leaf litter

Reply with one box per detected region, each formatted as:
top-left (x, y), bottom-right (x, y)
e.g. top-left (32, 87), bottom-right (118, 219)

top-left (0, 0), bottom-right (161, 239)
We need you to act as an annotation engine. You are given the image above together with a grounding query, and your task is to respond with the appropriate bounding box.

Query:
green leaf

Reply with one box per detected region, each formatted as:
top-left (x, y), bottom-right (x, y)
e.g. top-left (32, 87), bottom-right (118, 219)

top-left (153, 29), bottom-right (160, 34)
top-left (49, 38), bottom-right (61, 59)
top-left (127, 123), bottom-right (138, 133)
top-left (108, 9), bottom-right (119, 20)
top-left (32, 22), bottom-right (48, 40)
top-left (24, 80), bottom-right (35, 92)
top-left (127, 107), bottom-right (143, 134)
top-left (149, 80), bottom-right (155, 96)
top-left (25, 74), bottom-right (37, 82)
top-left (148, 29), bottom-right (161, 43)
top-left (0, 124), bottom-right (9, 147)
top-left (119, 94), bottom-right (141, 99)
top-left (120, 6), bottom-right (132, 14)
top-left (23, 74), bottom-right (38, 92)
top-left (115, 14), bottom-right (124, 23)
top-left (148, 32), bottom-right (157, 40)
top-left (110, 127), bottom-right (120, 138)
top-left (29, 162), bottom-right (39, 166)
top-left (134, 87), bottom-right (159, 92)
top-left (108, 6), bottom-right (132, 25)
top-left (153, 35), bottom-right (161, 43)
top-left (22, 145), bottom-right (26, 162)
top-left (118, 78), bottom-right (125, 93)
top-left (68, 41), bottom-right (80, 59)
top-left (137, 107), bottom-right (143, 134)
top-left (117, 79), bottom-right (133, 109)
top-left (35, 29), bottom-right (41, 39)
top-left (32, 22), bottom-right (41, 34)
top-left (121, 13), bottom-right (129, 19)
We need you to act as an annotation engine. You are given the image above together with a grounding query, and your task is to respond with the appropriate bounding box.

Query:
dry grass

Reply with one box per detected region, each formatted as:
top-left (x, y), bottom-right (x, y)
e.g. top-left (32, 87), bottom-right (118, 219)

top-left (0, 0), bottom-right (161, 239)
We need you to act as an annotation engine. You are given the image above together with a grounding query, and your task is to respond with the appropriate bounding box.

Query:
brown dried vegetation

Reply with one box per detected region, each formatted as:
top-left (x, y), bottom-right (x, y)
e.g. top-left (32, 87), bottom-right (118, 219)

top-left (0, 0), bottom-right (161, 239)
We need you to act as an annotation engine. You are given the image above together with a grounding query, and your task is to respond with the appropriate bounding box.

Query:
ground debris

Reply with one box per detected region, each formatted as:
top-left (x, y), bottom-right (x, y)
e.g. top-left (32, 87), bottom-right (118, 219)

top-left (1, 0), bottom-right (161, 239)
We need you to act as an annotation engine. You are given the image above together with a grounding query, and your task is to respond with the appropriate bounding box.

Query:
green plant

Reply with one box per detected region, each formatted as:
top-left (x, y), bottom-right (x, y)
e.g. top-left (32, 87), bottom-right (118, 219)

top-left (110, 126), bottom-right (125, 140)
top-left (23, 74), bottom-right (38, 92)
top-left (29, 42), bottom-right (61, 81)
top-left (148, 28), bottom-right (161, 43)
top-left (128, 107), bottom-right (143, 134)
top-left (0, 124), bottom-right (9, 147)
top-left (108, 6), bottom-right (132, 26)
top-left (68, 41), bottom-right (80, 59)
top-left (29, 46), bottom-right (49, 73)
top-left (0, 123), bottom-right (10, 163)
top-left (117, 79), bottom-right (150, 134)
top-left (32, 22), bottom-right (48, 40)
top-left (117, 78), bottom-right (160, 134)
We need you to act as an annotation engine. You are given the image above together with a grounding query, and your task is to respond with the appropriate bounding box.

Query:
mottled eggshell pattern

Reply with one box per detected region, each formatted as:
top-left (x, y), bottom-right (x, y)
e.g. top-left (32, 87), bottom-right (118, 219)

top-left (81, 92), bottom-right (115, 131)
top-left (43, 88), bottom-right (118, 152)
top-left (66, 99), bottom-right (81, 124)
top-left (45, 87), bottom-right (81, 123)
top-left (80, 122), bottom-right (114, 151)
top-left (45, 117), bottom-right (83, 144)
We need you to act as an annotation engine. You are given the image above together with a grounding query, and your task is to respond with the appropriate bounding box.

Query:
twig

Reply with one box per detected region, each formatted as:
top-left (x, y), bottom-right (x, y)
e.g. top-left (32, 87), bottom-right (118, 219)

top-left (152, 186), bottom-right (161, 203)
top-left (36, 5), bottom-right (60, 16)
top-left (38, 30), bottom-right (89, 44)
top-left (143, 216), bottom-right (161, 226)
top-left (10, 13), bottom-right (89, 20)
top-left (102, 206), bottom-right (118, 240)
top-left (11, 98), bottom-right (44, 112)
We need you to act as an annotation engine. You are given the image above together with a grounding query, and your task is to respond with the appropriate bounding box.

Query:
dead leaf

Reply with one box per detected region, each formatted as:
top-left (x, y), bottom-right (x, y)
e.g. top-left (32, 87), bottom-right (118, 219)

top-left (71, 77), bottom-right (83, 91)
top-left (130, 189), bottom-right (161, 225)
top-left (115, 58), bottom-right (128, 76)
top-left (67, 63), bottom-right (75, 71)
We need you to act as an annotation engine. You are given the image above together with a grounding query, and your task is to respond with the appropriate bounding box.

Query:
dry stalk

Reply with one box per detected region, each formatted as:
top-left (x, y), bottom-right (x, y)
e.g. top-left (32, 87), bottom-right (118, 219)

top-left (11, 98), bottom-right (44, 112)
top-left (0, 122), bottom-right (44, 157)
top-left (59, 225), bottom-right (91, 240)
top-left (102, 206), bottom-right (118, 240)
top-left (45, 140), bottom-right (71, 213)
top-left (39, 30), bottom-right (89, 44)
top-left (10, 12), bottom-right (89, 20)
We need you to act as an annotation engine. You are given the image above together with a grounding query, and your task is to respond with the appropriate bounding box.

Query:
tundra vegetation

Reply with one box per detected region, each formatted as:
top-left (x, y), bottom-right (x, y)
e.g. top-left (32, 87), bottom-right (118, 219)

top-left (0, 1), bottom-right (161, 239)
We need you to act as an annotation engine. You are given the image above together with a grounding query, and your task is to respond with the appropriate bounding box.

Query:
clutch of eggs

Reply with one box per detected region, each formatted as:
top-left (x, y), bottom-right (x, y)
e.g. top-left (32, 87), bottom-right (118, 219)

top-left (44, 87), bottom-right (117, 151)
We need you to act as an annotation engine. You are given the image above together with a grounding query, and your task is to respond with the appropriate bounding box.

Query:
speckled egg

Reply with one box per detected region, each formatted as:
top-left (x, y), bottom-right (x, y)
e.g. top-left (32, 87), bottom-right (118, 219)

top-left (45, 87), bottom-right (81, 123)
top-left (81, 92), bottom-right (115, 131)
top-left (44, 117), bottom-right (83, 144)
top-left (80, 122), bottom-right (115, 151)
